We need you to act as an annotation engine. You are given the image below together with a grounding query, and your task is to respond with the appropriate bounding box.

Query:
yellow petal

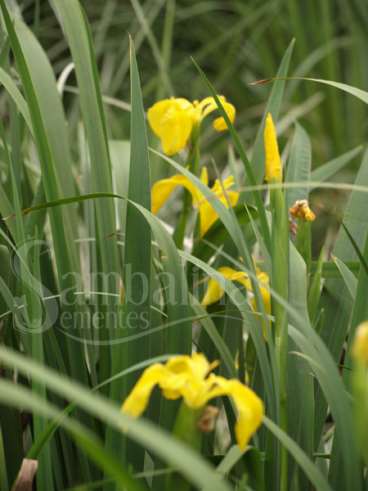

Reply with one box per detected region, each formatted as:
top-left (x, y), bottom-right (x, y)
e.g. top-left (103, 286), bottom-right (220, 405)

top-left (121, 364), bottom-right (166, 417)
top-left (198, 96), bottom-right (236, 132)
top-left (151, 174), bottom-right (201, 214)
top-left (199, 166), bottom-right (209, 187)
top-left (198, 201), bottom-right (218, 237)
top-left (210, 175), bottom-right (235, 196)
top-left (198, 96), bottom-right (225, 118)
top-left (264, 113), bottom-right (282, 182)
top-left (213, 103), bottom-right (236, 132)
top-left (250, 286), bottom-right (271, 315)
top-left (197, 176), bottom-right (239, 237)
top-left (201, 276), bottom-right (225, 307)
top-left (256, 271), bottom-right (269, 287)
top-left (218, 266), bottom-right (249, 285)
top-left (147, 98), bottom-right (194, 156)
top-left (198, 96), bottom-right (223, 113)
top-left (166, 353), bottom-right (212, 379)
top-left (202, 375), bottom-right (264, 449)
top-left (190, 167), bottom-right (209, 208)
top-left (163, 353), bottom-right (215, 408)
top-left (201, 267), bottom-right (249, 306)
top-left (151, 176), bottom-right (181, 214)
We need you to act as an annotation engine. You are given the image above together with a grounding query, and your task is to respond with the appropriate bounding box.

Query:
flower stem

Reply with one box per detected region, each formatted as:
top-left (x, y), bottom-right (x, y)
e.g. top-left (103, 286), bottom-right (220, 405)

top-left (270, 185), bottom-right (289, 491)
top-left (173, 124), bottom-right (200, 248)
top-left (165, 403), bottom-right (203, 491)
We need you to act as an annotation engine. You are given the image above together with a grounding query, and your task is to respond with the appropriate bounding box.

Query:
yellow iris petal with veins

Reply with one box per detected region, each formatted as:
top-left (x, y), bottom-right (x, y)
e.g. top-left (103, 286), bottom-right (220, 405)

top-left (151, 167), bottom-right (239, 237)
top-left (147, 96), bottom-right (236, 155)
top-left (121, 352), bottom-right (264, 450)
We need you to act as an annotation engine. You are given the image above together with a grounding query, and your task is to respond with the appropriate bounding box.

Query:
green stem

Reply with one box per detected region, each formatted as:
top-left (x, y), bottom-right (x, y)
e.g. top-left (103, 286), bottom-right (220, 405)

top-left (271, 186), bottom-right (289, 491)
top-left (165, 403), bottom-right (203, 491)
top-left (295, 220), bottom-right (312, 273)
top-left (173, 124), bottom-right (201, 248)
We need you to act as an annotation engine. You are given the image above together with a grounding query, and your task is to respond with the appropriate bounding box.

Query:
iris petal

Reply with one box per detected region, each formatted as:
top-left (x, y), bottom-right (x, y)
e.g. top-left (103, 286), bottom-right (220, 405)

top-left (147, 98), bottom-right (194, 156)
top-left (121, 364), bottom-right (166, 417)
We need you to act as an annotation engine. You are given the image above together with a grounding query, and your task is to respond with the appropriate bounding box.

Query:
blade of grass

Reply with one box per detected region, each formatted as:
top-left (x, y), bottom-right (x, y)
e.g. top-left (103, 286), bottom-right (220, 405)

top-left (342, 224), bottom-right (368, 275)
top-left (332, 256), bottom-right (358, 300)
top-left (310, 146), bottom-right (363, 186)
top-left (286, 123), bottom-right (311, 208)
top-left (0, 66), bottom-right (33, 133)
top-left (107, 39), bottom-right (153, 471)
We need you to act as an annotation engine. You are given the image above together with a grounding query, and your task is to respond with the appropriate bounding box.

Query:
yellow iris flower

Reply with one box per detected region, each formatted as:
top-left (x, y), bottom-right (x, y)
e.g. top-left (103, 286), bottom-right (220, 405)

top-left (264, 113), bottom-right (282, 183)
top-left (201, 266), bottom-right (271, 314)
top-left (151, 167), bottom-right (239, 237)
top-left (147, 96), bottom-right (236, 156)
top-left (121, 353), bottom-right (264, 450)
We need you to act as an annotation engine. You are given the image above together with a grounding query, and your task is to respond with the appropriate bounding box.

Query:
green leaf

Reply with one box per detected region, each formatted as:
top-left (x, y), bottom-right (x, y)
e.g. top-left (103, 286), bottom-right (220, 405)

top-left (332, 256), bottom-right (357, 300)
top-left (286, 123), bottom-right (312, 208)
top-left (310, 146), bottom-right (363, 186)
top-left (348, 229), bottom-right (368, 344)
top-left (287, 245), bottom-right (314, 487)
top-left (295, 76), bottom-right (368, 105)
top-left (189, 294), bottom-right (236, 379)
top-left (191, 204), bottom-right (258, 266)
top-left (108, 39), bottom-right (153, 470)
top-left (341, 224), bottom-right (368, 275)
top-left (263, 417), bottom-right (331, 491)
top-left (0, 66), bottom-right (33, 133)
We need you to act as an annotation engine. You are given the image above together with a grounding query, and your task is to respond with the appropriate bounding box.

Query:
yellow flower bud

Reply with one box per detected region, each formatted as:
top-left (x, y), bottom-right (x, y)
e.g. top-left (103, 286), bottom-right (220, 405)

top-left (264, 113), bottom-right (282, 182)
top-left (352, 321), bottom-right (368, 365)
